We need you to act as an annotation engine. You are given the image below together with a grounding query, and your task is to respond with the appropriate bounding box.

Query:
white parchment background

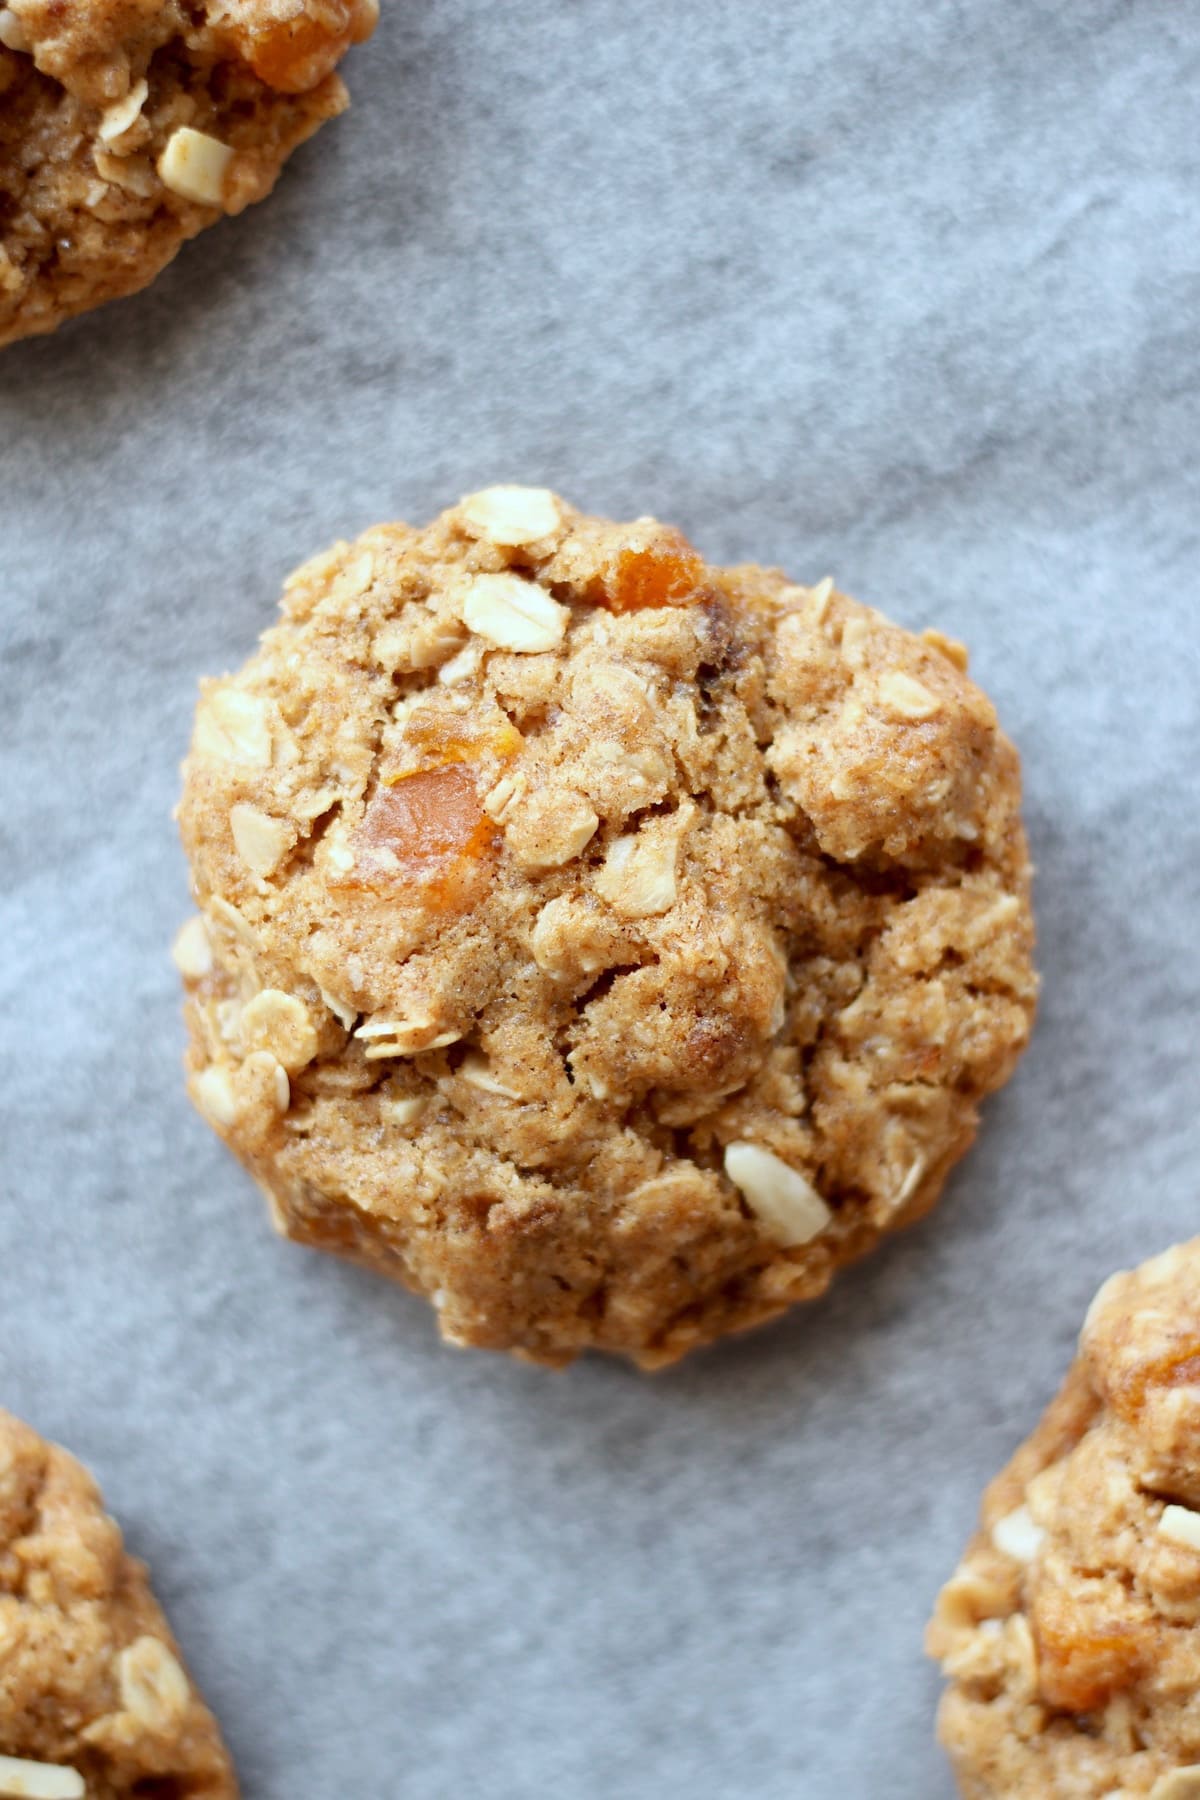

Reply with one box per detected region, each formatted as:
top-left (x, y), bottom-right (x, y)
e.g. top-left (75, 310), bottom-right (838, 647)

top-left (2, 3), bottom-right (1199, 1794)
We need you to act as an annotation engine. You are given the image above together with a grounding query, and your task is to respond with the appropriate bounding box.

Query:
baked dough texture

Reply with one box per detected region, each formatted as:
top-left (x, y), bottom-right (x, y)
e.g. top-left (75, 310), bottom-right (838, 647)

top-left (0, 0), bottom-right (376, 348)
top-left (176, 488), bottom-right (1037, 1367)
top-left (0, 1409), bottom-right (236, 1798)
top-left (929, 1240), bottom-right (1200, 1799)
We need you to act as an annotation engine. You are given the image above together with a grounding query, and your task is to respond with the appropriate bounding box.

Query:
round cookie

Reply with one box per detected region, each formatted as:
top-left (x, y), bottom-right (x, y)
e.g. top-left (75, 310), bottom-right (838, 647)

top-left (0, 0), bottom-right (376, 349)
top-left (929, 1240), bottom-right (1200, 1799)
top-left (176, 488), bottom-right (1037, 1367)
top-left (0, 1408), bottom-right (236, 1797)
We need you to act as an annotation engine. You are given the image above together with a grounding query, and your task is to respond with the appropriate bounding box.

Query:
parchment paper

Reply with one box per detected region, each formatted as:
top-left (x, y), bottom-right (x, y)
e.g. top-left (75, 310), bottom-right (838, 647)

top-left (3, 3), bottom-right (1199, 1794)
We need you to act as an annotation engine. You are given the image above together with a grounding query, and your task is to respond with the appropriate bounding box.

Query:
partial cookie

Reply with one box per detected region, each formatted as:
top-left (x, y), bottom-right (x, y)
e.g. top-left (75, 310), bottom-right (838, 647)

top-left (176, 488), bottom-right (1037, 1367)
top-left (0, 0), bottom-right (376, 348)
top-left (929, 1240), bottom-right (1200, 1799)
top-left (0, 1408), bottom-right (236, 1797)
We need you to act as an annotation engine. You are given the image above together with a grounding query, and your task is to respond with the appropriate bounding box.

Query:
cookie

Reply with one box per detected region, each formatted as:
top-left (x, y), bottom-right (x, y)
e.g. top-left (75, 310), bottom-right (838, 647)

top-left (0, 0), bottom-right (376, 348)
top-left (176, 488), bottom-right (1037, 1367)
top-left (0, 1409), bottom-right (236, 1798)
top-left (929, 1241), bottom-right (1200, 1799)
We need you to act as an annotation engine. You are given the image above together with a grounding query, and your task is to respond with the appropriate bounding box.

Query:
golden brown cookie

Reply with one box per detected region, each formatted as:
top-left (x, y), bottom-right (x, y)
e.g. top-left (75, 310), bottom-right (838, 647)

top-left (0, 0), bottom-right (376, 348)
top-left (929, 1240), bottom-right (1200, 1799)
top-left (0, 1408), bottom-right (236, 1797)
top-left (176, 488), bottom-right (1037, 1367)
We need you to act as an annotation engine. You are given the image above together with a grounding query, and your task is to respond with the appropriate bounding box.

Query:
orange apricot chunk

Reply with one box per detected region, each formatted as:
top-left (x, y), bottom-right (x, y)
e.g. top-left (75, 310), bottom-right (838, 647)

top-left (1031, 1587), bottom-right (1156, 1713)
top-left (345, 765), bottom-right (496, 910)
top-left (394, 714), bottom-right (523, 776)
top-left (1107, 1338), bottom-right (1200, 1421)
top-left (589, 530), bottom-right (706, 613)
top-left (229, 3), bottom-right (374, 93)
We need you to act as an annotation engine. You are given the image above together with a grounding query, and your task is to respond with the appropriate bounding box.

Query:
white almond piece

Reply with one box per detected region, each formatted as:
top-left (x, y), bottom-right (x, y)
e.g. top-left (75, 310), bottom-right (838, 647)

top-left (171, 915), bottom-right (213, 980)
top-left (374, 613), bottom-right (466, 673)
top-left (594, 829), bottom-right (678, 918)
top-left (157, 126), bottom-right (234, 206)
top-left (93, 148), bottom-right (157, 197)
top-left (241, 989), bottom-right (318, 1073)
top-left (206, 895), bottom-right (258, 947)
top-left (230, 804), bottom-right (292, 877)
top-left (194, 688), bottom-right (273, 765)
top-left (482, 772), bottom-right (526, 824)
top-left (991, 1504), bottom-right (1045, 1563)
top-left (0, 1755), bottom-right (85, 1799)
top-left (1159, 1505), bottom-right (1200, 1553)
top-left (541, 793), bottom-right (600, 866)
top-left (460, 485), bottom-right (562, 546)
top-left (723, 1143), bottom-right (831, 1247)
top-left (504, 787), bottom-right (599, 871)
top-left (1151, 1770), bottom-right (1200, 1800)
top-left (438, 640), bottom-right (484, 685)
top-left (98, 78), bottom-right (148, 143)
top-left (460, 572), bottom-right (567, 652)
top-left (118, 1636), bottom-right (190, 1729)
top-left (878, 670), bottom-right (941, 721)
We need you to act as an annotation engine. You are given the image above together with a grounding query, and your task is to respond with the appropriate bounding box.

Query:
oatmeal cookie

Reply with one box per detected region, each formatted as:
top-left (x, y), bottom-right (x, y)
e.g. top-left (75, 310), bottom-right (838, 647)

top-left (929, 1240), bottom-right (1200, 1799)
top-left (176, 488), bottom-right (1036, 1367)
top-left (0, 1409), bottom-right (236, 1798)
top-left (0, 0), bottom-right (376, 348)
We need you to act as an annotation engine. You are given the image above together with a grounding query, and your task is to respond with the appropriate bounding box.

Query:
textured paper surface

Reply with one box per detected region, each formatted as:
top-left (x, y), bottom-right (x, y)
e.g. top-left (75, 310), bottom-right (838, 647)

top-left (2, 4), bottom-right (1199, 1795)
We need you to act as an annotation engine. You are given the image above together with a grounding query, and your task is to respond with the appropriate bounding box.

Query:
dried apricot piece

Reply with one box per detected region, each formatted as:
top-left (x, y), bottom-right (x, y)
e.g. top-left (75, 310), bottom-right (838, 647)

top-left (347, 765), bottom-right (496, 909)
top-left (589, 530), bottom-right (706, 613)
top-left (1031, 1587), bottom-right (1156, 1712)
top-left (229, 3), bottom-right (374, 93)
top-left (394, 713), bottom-right (523, 775)
top-left (1108, 1338), bottom-right (1200, 1420)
